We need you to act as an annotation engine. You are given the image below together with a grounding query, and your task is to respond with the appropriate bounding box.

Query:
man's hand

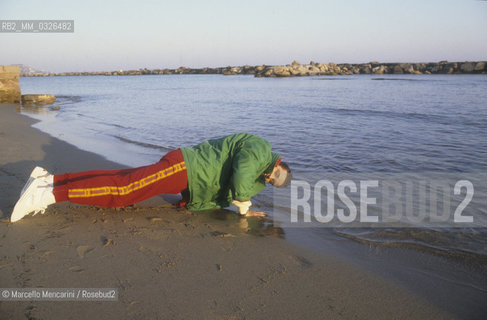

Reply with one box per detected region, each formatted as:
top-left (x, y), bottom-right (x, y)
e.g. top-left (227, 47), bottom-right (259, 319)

top-left (233, 200), bottom-right (252, 215)
top-left (245, 210), bottom-right (267, 217)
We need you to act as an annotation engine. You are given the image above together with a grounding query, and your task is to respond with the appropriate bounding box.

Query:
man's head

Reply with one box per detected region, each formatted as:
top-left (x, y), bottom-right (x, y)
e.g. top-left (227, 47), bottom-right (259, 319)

top-left (265, 162), bottom-right (292, 187)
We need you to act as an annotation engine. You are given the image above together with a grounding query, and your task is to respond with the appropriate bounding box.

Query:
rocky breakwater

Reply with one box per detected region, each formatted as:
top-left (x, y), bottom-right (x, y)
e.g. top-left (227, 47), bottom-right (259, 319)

top-left (21, 94), bottom-right (56, 105)
top-left (0, 65), bottom-right (21, 103)
top-left (19, 61), bottom-right (487, 78)
top-left (254, 60), bottom-right (487, 77)
top-left (22, 65), bottom-right (260, 77)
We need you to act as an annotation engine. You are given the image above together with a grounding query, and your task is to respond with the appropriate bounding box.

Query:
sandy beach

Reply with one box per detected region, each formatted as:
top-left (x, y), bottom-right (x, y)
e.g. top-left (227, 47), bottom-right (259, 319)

top-left (0, 104), bottom-right (456, 319)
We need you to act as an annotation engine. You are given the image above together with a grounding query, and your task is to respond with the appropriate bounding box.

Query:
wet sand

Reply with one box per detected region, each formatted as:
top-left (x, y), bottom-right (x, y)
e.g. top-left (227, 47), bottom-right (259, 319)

top-left (0, 104), bottom-right (454, 319)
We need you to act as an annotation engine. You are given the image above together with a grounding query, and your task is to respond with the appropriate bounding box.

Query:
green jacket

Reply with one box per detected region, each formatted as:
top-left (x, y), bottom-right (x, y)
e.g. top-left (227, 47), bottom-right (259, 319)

top-left (180, 133), bottom-right (281, 211)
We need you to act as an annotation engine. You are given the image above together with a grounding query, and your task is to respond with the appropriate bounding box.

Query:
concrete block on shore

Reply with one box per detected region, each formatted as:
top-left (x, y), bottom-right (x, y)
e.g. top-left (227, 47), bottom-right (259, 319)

top-left (0, 65), bottom-right (21, 104)
top-left (21, 94), bottom-right (56, 105)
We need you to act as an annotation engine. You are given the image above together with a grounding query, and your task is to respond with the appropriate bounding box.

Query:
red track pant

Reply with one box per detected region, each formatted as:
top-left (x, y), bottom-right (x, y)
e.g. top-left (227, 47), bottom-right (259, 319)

top-left (52, 149), bottom-right (188, 207)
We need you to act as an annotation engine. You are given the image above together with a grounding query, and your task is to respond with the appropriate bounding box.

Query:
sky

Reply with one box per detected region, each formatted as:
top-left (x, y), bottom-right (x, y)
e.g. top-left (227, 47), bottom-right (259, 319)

top-left (1, 0), bottom-right (486, 72)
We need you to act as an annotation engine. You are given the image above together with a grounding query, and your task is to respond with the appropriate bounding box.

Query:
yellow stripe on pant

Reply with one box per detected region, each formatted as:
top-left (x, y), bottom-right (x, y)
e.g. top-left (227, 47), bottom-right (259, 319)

top-left (68, 162), bottom-right (186, 198)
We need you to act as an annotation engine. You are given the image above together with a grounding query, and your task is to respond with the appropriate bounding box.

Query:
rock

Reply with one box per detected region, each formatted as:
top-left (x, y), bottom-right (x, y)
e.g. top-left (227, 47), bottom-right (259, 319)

top-left (460, 62), bottom-right (474, 73)
top-left (223, 66), bottom-right (242, 75)
top-left (393, 65), bottom-right (404, 74)
top-left (360, 65), bottom-right (372, 74)
top-left (307, 65), bottom-right (321, 75)
top-left (406, 66), bottom-right (416, 73)
top-left (296, 65), bottom-right (309, 75)
top-left (272, 66), bottom-right (291, 77)
top-left (0, 65), bottom-right (21, 104)
top-left (474, 62), bottom-right (486, 72)
top-left (430, 65), bottom-right (441, 73)
top-left (289, 67), bottom-right (302, 76)
top-left (318, 64), bottom-right (329, 72)
top-left (241, 65), bottom-right (256, 74)
top-left (442, 63), bottom-right (457, 74)
top-left (415, 63), bottom-right (426, 72)
top-left (223, 66), bottom-right (241, 75)
top-left (399, 63), bottom-right (415, 74)
top-left (21, 94), bottom-right (56, 105)
top-left (328, 64), bottom-right (342, 74)
top-left (291, 60), bottom-right (300, 66)
top-left (372, 65), bottom-right (386, 74)
top-left (263, 68), bottom-right (274, 77)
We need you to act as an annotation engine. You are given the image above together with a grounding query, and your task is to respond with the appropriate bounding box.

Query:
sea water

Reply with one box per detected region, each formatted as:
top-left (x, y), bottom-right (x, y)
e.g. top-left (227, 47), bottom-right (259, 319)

top-left (19, 74), bottom-right (487, 262)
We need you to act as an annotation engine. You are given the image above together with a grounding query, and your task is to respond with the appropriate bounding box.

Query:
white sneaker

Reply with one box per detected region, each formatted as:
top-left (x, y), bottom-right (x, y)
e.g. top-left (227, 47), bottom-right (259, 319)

top-left (11, 168), bottom-right (56, 223)
top-left (20, 166), bottom-right (51, 196)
